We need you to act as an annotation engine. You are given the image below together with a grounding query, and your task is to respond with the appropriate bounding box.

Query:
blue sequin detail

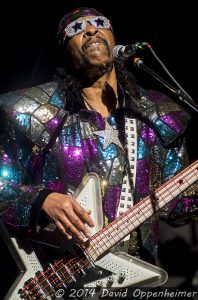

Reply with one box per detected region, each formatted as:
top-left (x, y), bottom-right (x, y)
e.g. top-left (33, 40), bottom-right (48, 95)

top-left (0, 185), bottom-right (21, 201)
top-left (98, 141), bottom-right (118, 160)
top-left (137, 138), bottom-right (149, 160)
top-left (0, 167), bottom-right (11, 179)
top-left (50, 91), bottom-right (65, 109)
top-left (163, 150), bottom-right (182, 178)
top-left (0, 93), bottom-right (22, 107)
top-left (155, 119), bottom-right (176, 141)
top-left (61, 126), bottom-right (81, 147)
top-left (108, 115), bottom-right (117, 126)
top-left (16, 203), bottom-right (30, 227)
top-left (0, 165), bottom-right (21, 183)
top-left (15, 113), bottom-right (30, 129)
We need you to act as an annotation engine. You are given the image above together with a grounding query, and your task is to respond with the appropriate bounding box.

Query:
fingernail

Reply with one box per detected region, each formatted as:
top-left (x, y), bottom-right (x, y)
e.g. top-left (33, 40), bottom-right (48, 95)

top-left (86, 231), bottom-right (91, 238)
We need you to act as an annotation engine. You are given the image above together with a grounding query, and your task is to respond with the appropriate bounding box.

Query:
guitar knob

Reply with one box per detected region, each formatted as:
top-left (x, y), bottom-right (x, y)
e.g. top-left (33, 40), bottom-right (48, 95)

top-left (106, 275), bottom-right (114, 287)
top-left (96, 280), bottom-right (103, 287)
top-left (118, 271), bottom-right (126, 284)
top-left (107, 276), bottom-right (114, 283)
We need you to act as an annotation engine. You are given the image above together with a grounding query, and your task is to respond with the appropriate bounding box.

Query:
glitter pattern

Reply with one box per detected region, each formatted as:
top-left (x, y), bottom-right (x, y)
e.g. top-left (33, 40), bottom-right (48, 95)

top-left (38, 82), bottom-right (58, 96)
top-left (143, 90), bottom-right (169, 102)
top-left (140, 126), bottom-right (156, 145)
top-left (24, 87), bottom-right (50, 104)
top-left (163, 149), bottom-right (182, 179)
top-left (15, 113), bottom-right (31, 130)
top-left (161, 114), bottom-right (182, 133)
top-left (155, 118), bottom-right (176, 142)
top-left (103, 185), bottom-right (122, 222)
top-left (34, 104), bottom-right (58, 123)
top-left (14, 97), bottom-right (40, 114)
top-left (137, 138), bottom-right (149, 160)
top-left (158, 101), bottom-right (181, 116)
top-left (150, 144), bottom-right (166, 164)
top-left (31, 117), bottom-right (45, 140)
top-left (50, 91), bottom-right (65, 109)
top-left (94, 119), bottom-right (123, 149)
top-left (0, 82), bottom-right (197, 264)
top-left (135, 159), bottom-right (150, 196)
top-left (0, 92), bottom-right (22, 107)
top-left (81, 139), bottom-right (98, 162)
top-left (46, 117), bottom-right (62, 133)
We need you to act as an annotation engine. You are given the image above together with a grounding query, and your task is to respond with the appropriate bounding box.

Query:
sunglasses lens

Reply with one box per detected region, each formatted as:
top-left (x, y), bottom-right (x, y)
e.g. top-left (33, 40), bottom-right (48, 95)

top-left (89, 17), bottom-right (111, 29)
top-left (65, 20), bottom-right (86, 37)
top-left (63, 16), bottom-right (111, 39)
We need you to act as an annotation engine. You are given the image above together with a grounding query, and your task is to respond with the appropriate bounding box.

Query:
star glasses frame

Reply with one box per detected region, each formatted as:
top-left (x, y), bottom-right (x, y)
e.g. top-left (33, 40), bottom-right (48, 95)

top-left (63, 16), bottom-right (112, 40)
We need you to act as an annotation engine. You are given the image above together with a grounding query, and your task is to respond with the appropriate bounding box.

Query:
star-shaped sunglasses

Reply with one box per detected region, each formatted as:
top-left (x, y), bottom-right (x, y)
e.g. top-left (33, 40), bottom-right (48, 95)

top-left (63, 16), bottom-right (112, 39)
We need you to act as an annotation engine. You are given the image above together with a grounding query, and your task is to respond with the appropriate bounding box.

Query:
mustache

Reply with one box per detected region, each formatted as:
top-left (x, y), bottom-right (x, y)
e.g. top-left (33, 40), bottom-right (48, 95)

top-left (82, 37), bottom-right (109, 52)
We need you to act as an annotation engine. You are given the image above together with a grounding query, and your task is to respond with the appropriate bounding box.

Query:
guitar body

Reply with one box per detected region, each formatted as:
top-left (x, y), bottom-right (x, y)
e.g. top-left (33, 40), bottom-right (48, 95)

top-left (2, 155), bottom-right (198, 300)
top-left (0, 172), bottom-right (168, 300)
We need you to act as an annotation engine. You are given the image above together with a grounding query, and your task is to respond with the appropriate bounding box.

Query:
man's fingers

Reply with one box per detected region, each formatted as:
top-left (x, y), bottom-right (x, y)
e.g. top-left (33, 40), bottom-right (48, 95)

top-left (56, 220), bottom-right (72, 240)
top-left (64, 210), bottom-right (92, 239)
top-left (59, 215), bottom-right (87, 242)
top-left (73, 204), bottom-right (94, 227)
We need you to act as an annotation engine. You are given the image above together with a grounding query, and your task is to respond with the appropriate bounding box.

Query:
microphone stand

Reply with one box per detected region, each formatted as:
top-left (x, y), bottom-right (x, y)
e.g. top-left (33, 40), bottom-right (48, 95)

top-left (134, 58), bottom-right (198, 113)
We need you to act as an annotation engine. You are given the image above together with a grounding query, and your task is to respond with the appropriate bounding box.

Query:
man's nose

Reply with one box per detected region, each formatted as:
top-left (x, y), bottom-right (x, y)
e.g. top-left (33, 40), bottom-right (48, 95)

top-left (84, 24), bottom-right (98, 36)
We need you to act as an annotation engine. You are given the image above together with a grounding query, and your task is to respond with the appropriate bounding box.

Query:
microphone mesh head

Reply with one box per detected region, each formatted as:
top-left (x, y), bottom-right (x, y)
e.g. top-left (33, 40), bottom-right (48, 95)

top-left (112, 45), bottom-right (123, 61)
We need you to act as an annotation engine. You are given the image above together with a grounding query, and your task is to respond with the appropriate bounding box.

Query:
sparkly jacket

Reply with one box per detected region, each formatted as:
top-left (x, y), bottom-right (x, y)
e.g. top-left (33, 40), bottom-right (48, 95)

top-left (0, 81), bottom-right (197, 263)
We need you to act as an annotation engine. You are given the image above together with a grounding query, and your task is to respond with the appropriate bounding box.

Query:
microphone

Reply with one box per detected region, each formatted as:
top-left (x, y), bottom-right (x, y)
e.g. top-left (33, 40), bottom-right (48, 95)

top-left (112, 42), bottom-right (150, 61)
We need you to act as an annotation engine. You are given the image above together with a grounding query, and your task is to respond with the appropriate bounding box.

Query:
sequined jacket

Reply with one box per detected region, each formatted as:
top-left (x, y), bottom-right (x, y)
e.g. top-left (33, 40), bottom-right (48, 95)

top-left (0, 81), bottom-right (197, 263)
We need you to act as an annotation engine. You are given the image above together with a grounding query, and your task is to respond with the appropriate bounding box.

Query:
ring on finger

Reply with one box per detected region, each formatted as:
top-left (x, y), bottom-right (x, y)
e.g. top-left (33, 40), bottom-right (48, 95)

top-left (72, 219), bottom-right (79, 224)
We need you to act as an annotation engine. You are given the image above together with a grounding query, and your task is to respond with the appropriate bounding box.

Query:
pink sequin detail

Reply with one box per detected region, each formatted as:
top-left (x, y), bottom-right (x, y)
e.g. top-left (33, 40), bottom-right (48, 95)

top-left (140, 126), bottom-right (156, 145)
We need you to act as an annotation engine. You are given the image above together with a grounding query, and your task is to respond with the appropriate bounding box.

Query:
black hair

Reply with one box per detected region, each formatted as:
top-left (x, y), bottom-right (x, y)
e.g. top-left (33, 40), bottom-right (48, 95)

top-left (56, 60), bottom-right (138, 89)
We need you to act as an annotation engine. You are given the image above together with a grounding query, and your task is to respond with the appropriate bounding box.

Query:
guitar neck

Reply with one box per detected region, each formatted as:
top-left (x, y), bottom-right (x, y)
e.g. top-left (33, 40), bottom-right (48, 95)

top-left (89, 160), bottom-right (198, 260)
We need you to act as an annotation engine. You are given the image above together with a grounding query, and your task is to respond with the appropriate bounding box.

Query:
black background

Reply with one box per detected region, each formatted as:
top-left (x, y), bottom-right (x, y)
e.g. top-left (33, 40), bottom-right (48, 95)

top-left (0, 1), bottom-right (198, 295)
top-left (0, 0), bottom-right (197, 162)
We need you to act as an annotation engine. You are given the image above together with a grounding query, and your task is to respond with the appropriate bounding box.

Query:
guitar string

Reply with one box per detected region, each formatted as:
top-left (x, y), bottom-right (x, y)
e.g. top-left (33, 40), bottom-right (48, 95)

top-left (24, 164), bottom-right (197, 300)
top-left (27, 168), bottom-right (198, 299)
top-left (25, 163), bottom-right (198, 299)
top-left (24, 162), bottom-right (198, 298)
top-left (90, 162), bottom-right (198, 251)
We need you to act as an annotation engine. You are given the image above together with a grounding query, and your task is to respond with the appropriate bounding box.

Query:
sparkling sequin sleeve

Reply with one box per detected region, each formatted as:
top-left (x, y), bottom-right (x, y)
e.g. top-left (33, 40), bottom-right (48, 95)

top-left (139, 89), bottom-right (191, 146)
top-left (139, 89), bottom-right (198, 225)
top-left (159, 140), bottom-right (198, 226)
top-left (0, 81), bottom-right (67, 231)
top-left (0, 137), bottom-right (52, 229)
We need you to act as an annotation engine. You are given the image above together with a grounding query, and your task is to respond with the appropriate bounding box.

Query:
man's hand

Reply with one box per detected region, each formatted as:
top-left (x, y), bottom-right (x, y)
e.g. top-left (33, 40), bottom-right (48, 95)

top-left (42, 192), bottom-right (94, 242)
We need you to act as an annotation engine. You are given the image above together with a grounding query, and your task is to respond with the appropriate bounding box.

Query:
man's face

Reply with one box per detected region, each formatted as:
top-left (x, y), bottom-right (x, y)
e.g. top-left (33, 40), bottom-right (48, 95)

top-left (64, 15), bottom-right (116, 74)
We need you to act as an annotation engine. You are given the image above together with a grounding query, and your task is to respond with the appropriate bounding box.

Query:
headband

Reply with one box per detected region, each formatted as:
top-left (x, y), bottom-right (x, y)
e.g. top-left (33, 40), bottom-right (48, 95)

top-left (57, 7), bottom-right (106, 47)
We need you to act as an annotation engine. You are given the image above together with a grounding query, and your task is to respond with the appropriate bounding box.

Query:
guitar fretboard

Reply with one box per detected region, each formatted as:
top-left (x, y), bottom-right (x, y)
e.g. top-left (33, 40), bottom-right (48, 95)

top-left (89, 160), bottom-right (198, 260)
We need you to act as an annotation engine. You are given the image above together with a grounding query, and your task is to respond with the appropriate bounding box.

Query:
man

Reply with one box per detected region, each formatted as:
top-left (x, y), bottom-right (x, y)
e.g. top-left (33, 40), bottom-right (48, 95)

top-left (0, 6), bottom-right (198, 297)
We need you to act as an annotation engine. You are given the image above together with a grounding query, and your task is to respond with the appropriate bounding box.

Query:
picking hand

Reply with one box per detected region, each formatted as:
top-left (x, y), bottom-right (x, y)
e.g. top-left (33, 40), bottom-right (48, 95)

top-left (42, 192), bottom-right (94, 242)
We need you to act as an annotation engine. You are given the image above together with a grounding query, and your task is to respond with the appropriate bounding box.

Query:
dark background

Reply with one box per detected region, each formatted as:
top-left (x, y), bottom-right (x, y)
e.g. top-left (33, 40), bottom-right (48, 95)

top-left (0, 0), bottom-right (197, 162)
top-left (0, 0), bottom-right (198, 296)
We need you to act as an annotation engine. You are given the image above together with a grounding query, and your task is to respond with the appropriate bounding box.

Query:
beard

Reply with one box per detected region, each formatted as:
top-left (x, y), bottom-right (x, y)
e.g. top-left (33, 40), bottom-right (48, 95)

top-left (80, 37), bottom-right (113, 78)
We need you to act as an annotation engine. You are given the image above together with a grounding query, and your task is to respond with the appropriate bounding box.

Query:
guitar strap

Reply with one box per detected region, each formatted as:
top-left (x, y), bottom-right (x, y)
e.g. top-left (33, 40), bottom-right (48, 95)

top-left (115, 117), bottom-right (137, 252)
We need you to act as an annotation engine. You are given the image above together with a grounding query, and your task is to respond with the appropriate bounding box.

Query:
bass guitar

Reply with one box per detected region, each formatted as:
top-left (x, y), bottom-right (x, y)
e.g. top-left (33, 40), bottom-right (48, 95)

top-left (1, 159), bottom-right (198, 299)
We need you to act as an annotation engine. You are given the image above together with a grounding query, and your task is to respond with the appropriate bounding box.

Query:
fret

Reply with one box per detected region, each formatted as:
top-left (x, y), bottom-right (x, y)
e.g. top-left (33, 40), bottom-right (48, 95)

top-left (111, 223), bottom-right (125, 239)
top-left (17, 161), bottom-right (198, 300)
top-left (90, 160), bottom-right (198, 258)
